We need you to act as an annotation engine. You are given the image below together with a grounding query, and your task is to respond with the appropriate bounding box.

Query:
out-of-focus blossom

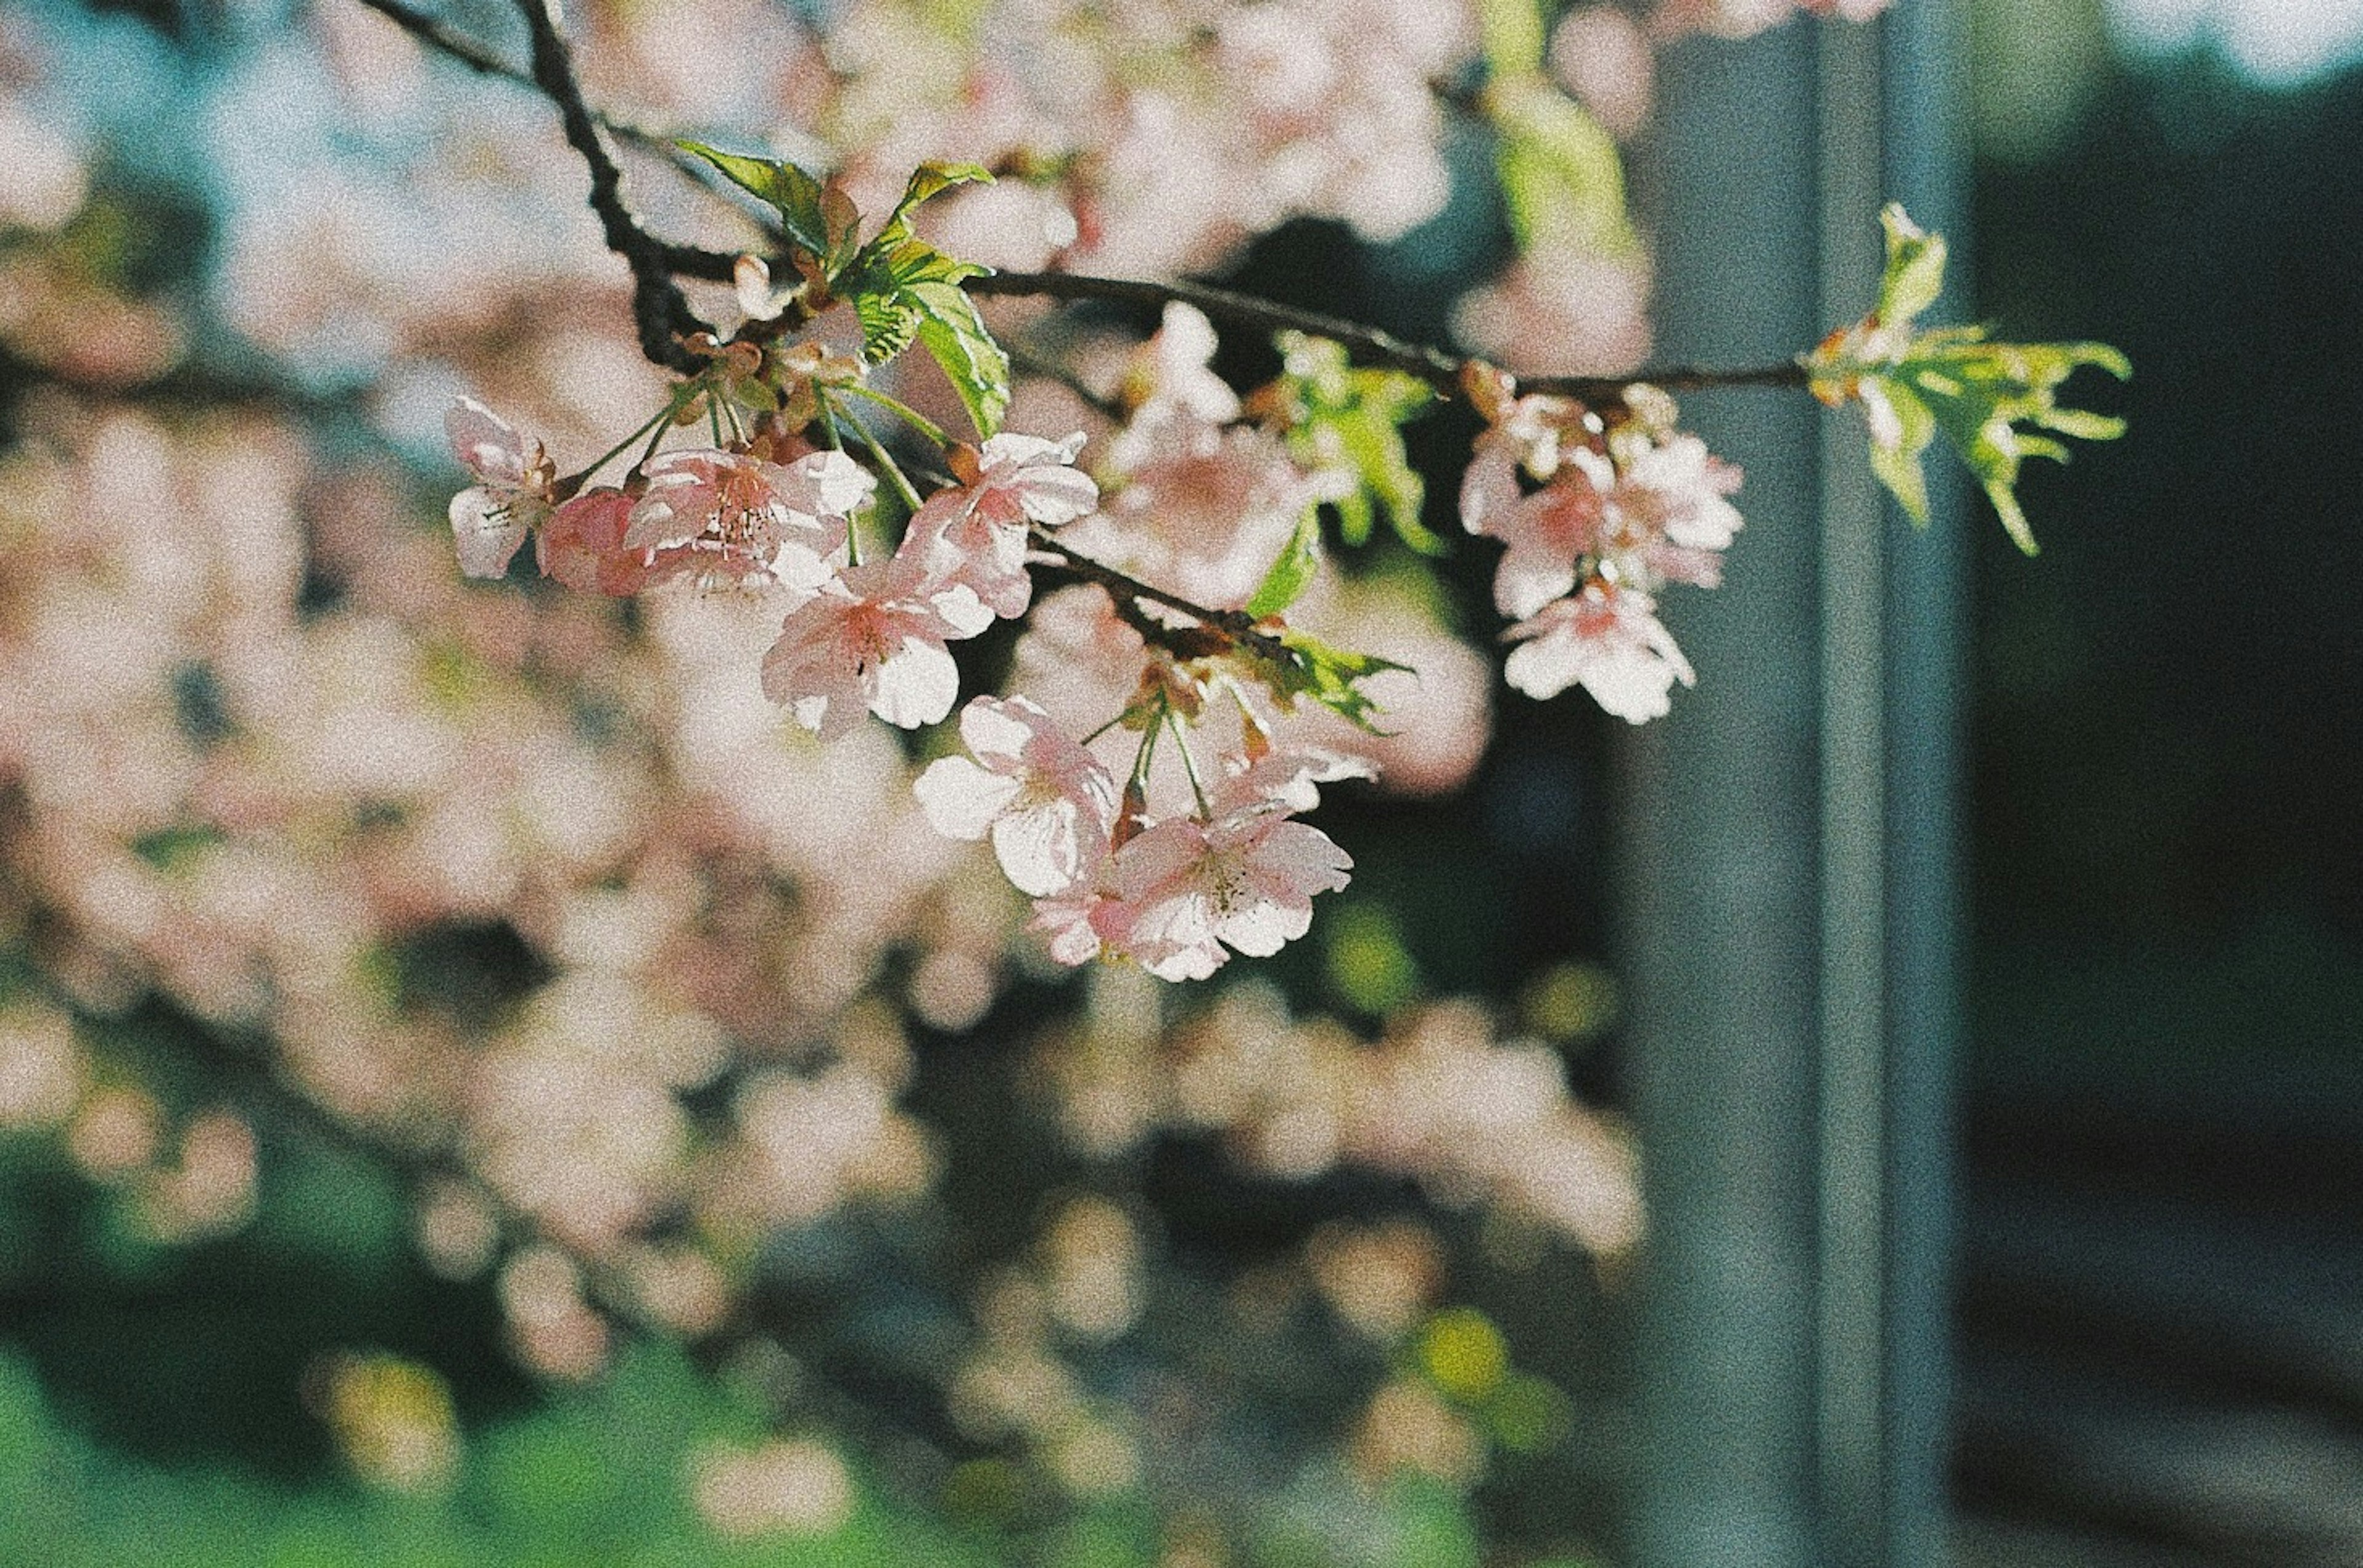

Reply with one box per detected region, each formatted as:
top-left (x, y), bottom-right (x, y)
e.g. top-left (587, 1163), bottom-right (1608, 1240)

top-left (1656, 0), bottom-right (1890, 39)
top-left (315, 1352), bottom-right (460, 1495)
top-left (693, 1439), bottom-right (857, 1537)
top-left (1452, 252), bottom-right (1652, 380)
top-left (1551, 7), bottom-right (1656, 138)
top-left (0, 1003), bottom-right (81, 1127)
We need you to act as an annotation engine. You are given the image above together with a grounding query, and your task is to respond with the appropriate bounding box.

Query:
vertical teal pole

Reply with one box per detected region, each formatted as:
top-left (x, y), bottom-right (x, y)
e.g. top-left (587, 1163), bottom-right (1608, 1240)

top-left (1625, 6), bottom-right (1960, 1566)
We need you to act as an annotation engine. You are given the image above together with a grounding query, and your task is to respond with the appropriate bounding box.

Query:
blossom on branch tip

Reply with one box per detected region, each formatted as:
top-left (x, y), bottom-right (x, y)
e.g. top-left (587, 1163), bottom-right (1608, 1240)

top-left (1503, 580), bottom-right (1694, 724)
top-left (628, 449), bottom-right (873, 594)
top-left (914, 695), bottom-right (1120, 897)
top-left (759, 557), bottom-right (991, 740)
top-left (446, 398), bottom-right (556, 579)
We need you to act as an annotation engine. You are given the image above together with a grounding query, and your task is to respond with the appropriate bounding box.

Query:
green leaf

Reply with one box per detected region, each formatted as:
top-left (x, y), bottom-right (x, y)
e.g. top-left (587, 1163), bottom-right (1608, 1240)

top-left (1863, 376), bottom-right (1937, 524)
top-left (880, 161), bottom-right (994, 237)
top-left (1244, 506), bottom-right (1324, 619)
top-left (1478, 0), bottom-right (1546, 78)
top-left (1810, 207), bottom-right (2129, 554)
top-left (871, 234), bottom-right (987, 289)
top-left (1877, 202), bottom-right (1947, 327)
top-left (909, 280), bottom-right (1010, 438)
top-left (1256, 630), bottom-right (1410, 734)
top-left (1270, 332), bottom-right (1439, 556)
top-left (675, 141), bottom-right (833, 259)
top-left (854, 289), bottom-right (922, 366)
top-left (1491, 79), bottom-right (1636, 255)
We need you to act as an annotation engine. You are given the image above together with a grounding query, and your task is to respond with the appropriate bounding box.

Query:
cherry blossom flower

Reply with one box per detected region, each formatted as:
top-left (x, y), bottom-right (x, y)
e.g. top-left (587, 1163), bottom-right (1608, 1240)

top-left (1503, 580), bottom-right (1695, 724)
top-left (1105, 801), bottom-right (1354, 980)
top-left (1213, 745), bottom-right (1377, 815)
top-left (1029, 873), bottom-right (1137, 970)
top-left (903, 433), bottom-right (1098, 619)
top-left (628, 449), bottom-right (873, 594)
top-left (446, 398), bottom-right (556, 579)
top-left (1613, 433), bottom-right (1744, 554)
top-left (914, 695), bottom-right (1120, 897)
top-left (535, 487), bottom-right (650, 597)
top-left (759, 556), bottom-right (992, 740)
top-left (1481, 452), bottom-right (1610, 618)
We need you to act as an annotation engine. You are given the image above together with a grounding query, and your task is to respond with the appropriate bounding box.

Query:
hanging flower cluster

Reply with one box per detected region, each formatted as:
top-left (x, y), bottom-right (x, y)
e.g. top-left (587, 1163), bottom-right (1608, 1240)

top-left (1460, 368), bottom-right (1741, 722)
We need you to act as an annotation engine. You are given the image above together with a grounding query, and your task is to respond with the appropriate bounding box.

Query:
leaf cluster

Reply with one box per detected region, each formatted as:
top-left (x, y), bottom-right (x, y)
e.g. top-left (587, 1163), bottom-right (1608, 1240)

top-left (1262, 330), bottom-right (1441, 557)
top-left (676, 146), bottom-right (1014, 438)
top-left (1810, 204), bottom-right (2129, 554)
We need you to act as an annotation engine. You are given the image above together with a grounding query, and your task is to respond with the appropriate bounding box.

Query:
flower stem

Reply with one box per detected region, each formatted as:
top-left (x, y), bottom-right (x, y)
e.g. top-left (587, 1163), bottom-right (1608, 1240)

top-left (830, 394), bottom-right (926, 513)
top-left (1167, 707), bottom-right (1213, 820)
top-left (566, 397), bottom-right (681, 490)
top-left (836, 383), bottom-right (953, 448)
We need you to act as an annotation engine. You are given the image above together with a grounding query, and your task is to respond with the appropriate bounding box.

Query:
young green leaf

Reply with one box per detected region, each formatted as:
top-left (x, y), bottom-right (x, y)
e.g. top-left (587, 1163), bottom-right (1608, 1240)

top-left (908, 279), bottom-right (1010, 438)
top-left (1244, 506), bottom-right (1324, 620)
top-left (1269, 333), bottom-right (1440, 554)
top-left (1491, 79), bottom-right (1636, 256)
top-left (854, 289), bottom-right (922, 366)
top-left (878, 161), bottom-right (994, 239)
top-left (1253, 629), bottom-right (1410, 734)
top-left (675, 142), bottom-right (834, 260)
top-left (1478, 0), bottom-right (1546, 79)
top-left (1877, 203), bottom-right (1947, 329)
top-left (1808, 206), bottom-right (2130, 554)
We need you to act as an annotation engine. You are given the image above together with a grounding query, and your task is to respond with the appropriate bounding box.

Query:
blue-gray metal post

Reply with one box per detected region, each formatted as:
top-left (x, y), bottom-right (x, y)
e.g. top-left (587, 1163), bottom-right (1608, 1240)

top-left (1623, 5), bottom-right (1962, 1566)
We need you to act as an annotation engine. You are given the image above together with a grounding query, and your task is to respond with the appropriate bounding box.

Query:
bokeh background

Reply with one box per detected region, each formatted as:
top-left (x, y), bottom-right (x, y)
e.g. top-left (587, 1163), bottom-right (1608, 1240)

top-left (0, 1), bottom-right (2353, 1565)
top-left (1957, 2), bottom-right (2363, 1562)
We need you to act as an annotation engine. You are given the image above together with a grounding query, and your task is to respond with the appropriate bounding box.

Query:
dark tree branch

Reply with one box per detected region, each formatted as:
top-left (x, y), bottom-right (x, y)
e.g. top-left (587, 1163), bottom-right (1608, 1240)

top-left (363, 0), bottom-right (1814, 399)
top-left (1026, 527), bottom-right (1287, 664)
top-left (509, 0), bottom-right (725, 369)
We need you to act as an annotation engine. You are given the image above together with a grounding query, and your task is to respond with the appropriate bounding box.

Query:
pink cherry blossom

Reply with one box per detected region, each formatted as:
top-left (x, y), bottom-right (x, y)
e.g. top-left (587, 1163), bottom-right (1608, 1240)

top-left (1482, 451), bottom-right (1610, 618)
top-left (903, 433), bottom-right (1098, 619)
top-left (913, 695), bottom-right (1120, 897)
top-left (1105, 802), bottom-right (1354, 981)
top-left (759, 557), bottom-right (993, 740)
top-left (1213, 745), bottom-right (1377, 815)
top-left (446, 398), bottom-right (556, 579)
top-left (1503, 580), bottom-right (1695, 724)
top-left (1614, 433), bottom-right (1743, 553)
top-left (535, 487), bottom-right (651, 597)
top-left (628, 449), bottom-right (873, 594)
top-left (1028, 873), bottom-right (1137, 969)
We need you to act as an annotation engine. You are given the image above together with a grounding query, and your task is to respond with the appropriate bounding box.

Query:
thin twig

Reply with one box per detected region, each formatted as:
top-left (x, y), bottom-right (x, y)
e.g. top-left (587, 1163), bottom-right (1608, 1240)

top-left (970, 270), bottom-right (1811, 399)
top-left (1027, 527), bottom-right (1287, 664)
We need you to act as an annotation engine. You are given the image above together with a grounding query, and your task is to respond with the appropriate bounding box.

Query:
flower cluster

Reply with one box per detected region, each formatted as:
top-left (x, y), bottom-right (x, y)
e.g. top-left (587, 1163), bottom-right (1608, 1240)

top-left (444, 289), bottom-right (1415, 980)
top-left (1460, 367), bottom-right (1743, 723)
